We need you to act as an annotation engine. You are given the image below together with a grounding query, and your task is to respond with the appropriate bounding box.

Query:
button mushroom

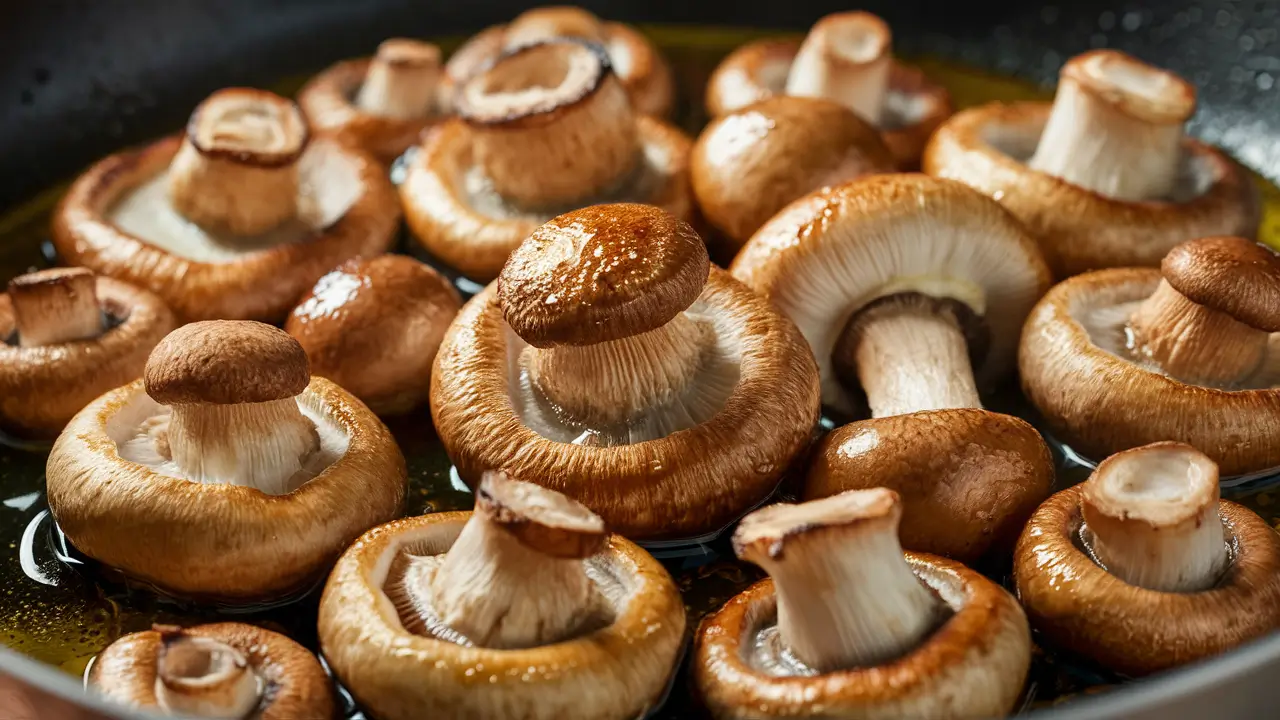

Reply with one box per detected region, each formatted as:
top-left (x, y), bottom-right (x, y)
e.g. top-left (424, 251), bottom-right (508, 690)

top-left (299, 38), bottom-right (445, 162)
top-left (53, 87), bottom-right (400, 322)
top-left (318, 471), bottom-right (685, 720)
top-left (731, 174), bottom-right (1054, 562)
top-left (1, 268), bottom-right (174, 439)
top-left (1014, 442), bottom-right (1280, 676)
top-left (694, 488), bottom-right (1031, 719)
top-left (691, 96), bottom-right (896, 253)
top-left (401, 38), bottom-right (693, 282)
top-left (705, 11), bottom-right (953, 169)
top-left (45, 320), bottom-right (406, 602)
top-left (431, 203), bottom-right (820, 540)
top-left (89, 622), bottom-right (333, 719)
top-left (1021, 235), bottom-right (1280, 477)
top-left (286, 255), bottom-right (462, 416)
top-left (925, 50), bottom-right (1259, 277)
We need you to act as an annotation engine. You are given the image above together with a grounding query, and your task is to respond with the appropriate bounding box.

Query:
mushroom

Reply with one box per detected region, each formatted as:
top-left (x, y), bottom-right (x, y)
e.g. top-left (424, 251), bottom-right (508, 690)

top-left (45, 320), bottom-right (406, 602)
top-left (444, 5), bottom-right (674, 118)
top-left (286, 255), bottom-right (462, 416)
top-left (299, 38), bottom-right (446, 162)
top-left (89, 622), bottom-right (333, 719)
top-left (53, 87), bottom-right (400, 322)
top-left (0, 268), bottom-right (175, 439)
top-left (318, 471), bottom-right (685, 720)
top-left (704, 11), bottom-right (953, 169)
top-left (694, 488), bottom-right (1031, 719)
top-left (431, 203), bottom-right (820, 540)
top-left (1020, 236), bottom-right (1280, 477)
top-left (691, 96), bottom-right (896, 253)
top-left (730, 174), bottom-right (1054, 562)
top-left (924, 50), bottom-right (1259, 277)
top-left (1014, 442), bottom-right (1280, 676)
top-left (401, 38), bottom-right (693, 282)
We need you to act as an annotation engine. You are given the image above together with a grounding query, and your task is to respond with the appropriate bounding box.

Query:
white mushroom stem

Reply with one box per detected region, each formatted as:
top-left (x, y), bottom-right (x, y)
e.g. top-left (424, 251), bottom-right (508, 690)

top-left (504, 6), bottom-right (607, 48)
top-left (1028, 51), bottom-right (1195, 201)
top-left (1081, 442), bottom-right (1226, 592)
top-left (784, 12), bottom-right (892, 126)
top-left (1129, 279), bottom-right (1268, 386)
top-left (155, 631), bottom-right (260, 719)
top-left (355, 39), bottom-right (442, 120)
top-left (168, 88), bottom-right (308, 237)
top-left (6, 269), bottom-right (103, 347)
top-left (735, 489), bottom-right (941, 672)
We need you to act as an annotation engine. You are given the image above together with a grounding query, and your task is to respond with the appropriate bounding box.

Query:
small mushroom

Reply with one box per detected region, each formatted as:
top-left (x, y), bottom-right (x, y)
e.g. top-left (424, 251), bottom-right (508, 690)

top-left (53, 87), bottom-right (399, 322)
top-left (286, 255), bottom-right (462, 416)
top-left (299, 38), bottom-right (445, 162)
top-left (402, 39), bottom-right (693, 282)
top-left (89, 622), bottom-right (333, 719)
top-left (694, 489), bottom-right (1031, 719)
top-left (0, 268), bottom-right (175, 439)
top-left (925, 50), bottom-right (1259, 277)
top-left (691, 96), bottom-right (896, 251)
top-left (1014, 442), bottom-right (1280, 676)
top-left (1020, 236), bottom-right (1280, 476)
top-left (704, 12), bottom-right (953, 169)
top-left (45, 320), bottom-right (406, 601)
top-left (431, 203), bottom-right (820, 540)
top-left (318, 471), bottom-right (685, 720)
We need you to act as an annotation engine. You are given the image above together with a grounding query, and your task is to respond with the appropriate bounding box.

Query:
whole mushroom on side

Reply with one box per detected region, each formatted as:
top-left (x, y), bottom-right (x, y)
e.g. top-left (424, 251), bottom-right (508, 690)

top-left (925, 50), bottom-right (1259, 277)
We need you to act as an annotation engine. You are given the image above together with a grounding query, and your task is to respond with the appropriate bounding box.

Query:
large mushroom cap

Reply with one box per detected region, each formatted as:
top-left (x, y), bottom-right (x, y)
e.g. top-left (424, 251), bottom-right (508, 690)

top-left (1161, 236), bottom-right (1280, 332)
top-left (145, 320), bottom-right (310, 405)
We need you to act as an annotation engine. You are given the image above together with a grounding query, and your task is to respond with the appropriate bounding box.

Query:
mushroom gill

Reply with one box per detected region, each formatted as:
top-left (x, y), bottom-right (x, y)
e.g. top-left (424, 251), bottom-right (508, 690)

top-left (355, 39), bottom-right (442, 120)
top-left (6, 268), bottom-right (104, 348)
top-left (154, 627), bottom-right (261, 718)
top-left (784, 12), bottom-right (892, 126)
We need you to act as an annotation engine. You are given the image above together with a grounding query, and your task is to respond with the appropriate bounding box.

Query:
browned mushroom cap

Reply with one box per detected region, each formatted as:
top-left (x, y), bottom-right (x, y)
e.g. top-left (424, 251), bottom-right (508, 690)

top-left (145, 321), bottom-right (310, 405)
top-left (692, 96), bottom-right (896, 249)
top-left (286, 255), bottom-right (461, 416)
top-left (1014, 444), bottom-right (1280, 676)
top-left (0, 270), bottom-right (175, 439)
top-left (1161, 236), bottom-right (1280, 332)
top-left (695, 489), bottom-right (1031, 718)
top-left (89, 622), bottom-right (333, 719)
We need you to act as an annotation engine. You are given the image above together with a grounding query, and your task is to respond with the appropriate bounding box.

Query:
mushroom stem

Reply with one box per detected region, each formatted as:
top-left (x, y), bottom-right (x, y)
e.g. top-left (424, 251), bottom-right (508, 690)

top-left (168, 88), bottom-right (309, 237)
top-left (154, 627), bottom-right (260, 719)
top-left (1028, 51), bottom-right (1195, 201)
top-left (735, 489), bottom-right (942, 672)
top-left (164, 399), bottom-right (319, 496)
top-left (504, 6), bottom-right (606, 48)
top-left (784, 12), bottom-right (892, 126)
top-left (6, 268), bottom-right (103, 347)
top-left (1081, 442), bottom-right (1226, 592)
top-left (457, 40), bottom-right (640, 211)
top-left (1129, 279), bottom-right (1268, 386)
top-left (355, 39), bottom-right (442, 120)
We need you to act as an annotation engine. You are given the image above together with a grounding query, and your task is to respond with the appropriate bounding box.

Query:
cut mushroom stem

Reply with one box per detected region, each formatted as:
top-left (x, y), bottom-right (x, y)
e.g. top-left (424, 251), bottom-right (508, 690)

top-left (6, 268), bottom-right (103, 348)
top-left (154, 626), bottom-right (260, 719)
top-left (1028, 50), bottom-right (1195, 201)
top-left (784, 12), bottom-right (893, 126)
top-left (355, 38), bottom-right (442, 120)
top-left (1130, 279), bottom-right (1267, 384)
top-left (168, 88), bottom-right (309, 237)
top-left (1081, 442), bottom-right (1226, 592)
top-left (734, 488), bottom-right (943, 672)
top-left (456, 39), bottom-right (639, 210)
top-left (504, 6), bottom-right (607, 48)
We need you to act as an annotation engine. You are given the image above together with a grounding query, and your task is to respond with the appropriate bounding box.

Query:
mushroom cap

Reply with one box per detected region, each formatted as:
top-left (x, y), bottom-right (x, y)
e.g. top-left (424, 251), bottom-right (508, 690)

top-left (1162, 236), bottom-right (1280, 332)
top-left (317, 512), bottom-right (686, 720)
top-left (0, 275), bottom-right (175, 438)
top-left (45, 376), bottom-right (406, 601)
top-left (145, 321), bottom-right (310, 405)
top-left (730, 173), bottom-right (1052, 411)
top-left (498, 204), bottom-right (710, 348)
top-left (286, 255), bottom-right (462, 416)
top-left (923, 102), bottom-right (1260, 278)
top-left (431, 266), bottom-right (821, 540)
top-left (89, 622), bottom-right (333, 719)
top-left (477, 470), bottom-right (608, 559)
top-left (692, 96), bottom-right (896, 247)
top-left (694, 553), bottom-right (1030, 718)
top-left (1014, 485), bottom-right (1280, 676)
top-left (804, 409), bottom-right (1053, 563)
top-left (1019, 267), bottom-right (1280, 476)
top-left (52, 132), bottom-right (400, 323)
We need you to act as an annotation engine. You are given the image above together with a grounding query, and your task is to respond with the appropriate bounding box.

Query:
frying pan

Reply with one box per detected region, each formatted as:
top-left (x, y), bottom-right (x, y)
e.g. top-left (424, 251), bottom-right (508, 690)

top-left (3, 1), bottom-right (1280, 718)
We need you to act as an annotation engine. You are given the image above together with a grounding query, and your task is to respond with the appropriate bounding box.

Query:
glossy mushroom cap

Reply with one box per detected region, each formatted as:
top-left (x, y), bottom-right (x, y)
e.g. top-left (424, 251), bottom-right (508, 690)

top-left (90, 623), bottom-right (333, 719)
top-left (1015, 443), bottom-right (1280, 675)
top-left (356, 39), bottom-right (442, 120)
top-left (287, 255), bottom-right (461, 416)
